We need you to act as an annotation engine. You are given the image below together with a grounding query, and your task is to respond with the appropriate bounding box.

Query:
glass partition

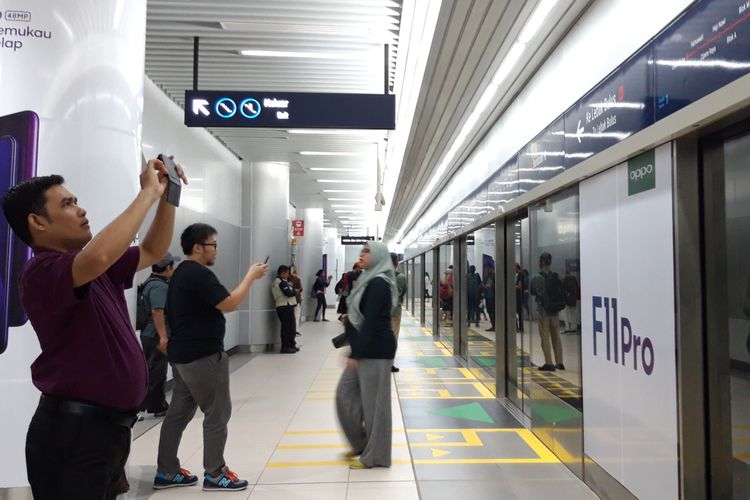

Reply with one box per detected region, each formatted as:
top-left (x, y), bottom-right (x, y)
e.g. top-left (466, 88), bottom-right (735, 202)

top-left (437, 243), bottom-right (454, 352)
top-left (425, 250), bottom-right (435, 332)
top-left (464, 225), bottom-right (497, 386)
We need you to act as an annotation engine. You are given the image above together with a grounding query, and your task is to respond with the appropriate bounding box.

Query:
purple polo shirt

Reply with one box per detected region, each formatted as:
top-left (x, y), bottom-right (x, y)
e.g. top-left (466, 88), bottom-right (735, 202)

top-left (19, 246), bottom-right (147, 411)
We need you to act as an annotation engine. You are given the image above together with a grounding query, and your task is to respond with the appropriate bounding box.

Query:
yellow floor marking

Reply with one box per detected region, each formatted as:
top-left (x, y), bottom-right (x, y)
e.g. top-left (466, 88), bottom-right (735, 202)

top-left (458, 367), bottom-right (475, 379)
top-left (413, 457), bottom-right (555, 465)
top-left (277, 443), bottom-right (409, 450)
top-left (517, 428), bottom-right (560, 462)
top-left (285, 430), bottom-right (405, 435)
top-left (426, 433), bottom-right (444, 441)
top-left (431, 448), bottom-right (451, 458)
top-left (267, 459), bottom-right (412, 468)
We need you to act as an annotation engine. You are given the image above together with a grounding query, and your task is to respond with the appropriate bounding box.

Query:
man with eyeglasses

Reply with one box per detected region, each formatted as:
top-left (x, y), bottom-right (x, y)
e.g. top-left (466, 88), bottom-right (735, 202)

top-left (154, 223), bottom-right (268, 492)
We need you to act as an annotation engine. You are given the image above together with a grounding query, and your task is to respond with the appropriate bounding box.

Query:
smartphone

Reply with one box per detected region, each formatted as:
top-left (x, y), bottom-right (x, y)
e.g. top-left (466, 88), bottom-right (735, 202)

top-left (156, 154), bottom-right (181, 207)
top-left (264, 256), bottom-right (269, 264)
top-left (0, 110), bottom-right (39, 354)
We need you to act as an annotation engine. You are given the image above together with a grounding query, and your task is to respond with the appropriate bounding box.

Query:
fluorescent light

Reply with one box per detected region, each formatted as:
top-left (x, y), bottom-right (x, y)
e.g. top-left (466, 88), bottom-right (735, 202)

top-left (335, 210), bottom-right (361, 213)
top-left (331, 204), bottom-right (367, 208)
top-left (492, 41), bottom-right (526, 86)
top-left (518, 0), bottom-right (559, 44)
top-left (323, 189), bottom-right (367, 193)
top-left (240, 49), bottom-right (361, 60)
top-left (288, 129), bottom-right (377, 135)
top-left (317, 179), bottom-right (366, 184)
top-left (309, 168), bottom-right (362, 172)
top-left (328, 198), bottom-right (364, 201)
top-left (299, 151), bottom-right (366, 157)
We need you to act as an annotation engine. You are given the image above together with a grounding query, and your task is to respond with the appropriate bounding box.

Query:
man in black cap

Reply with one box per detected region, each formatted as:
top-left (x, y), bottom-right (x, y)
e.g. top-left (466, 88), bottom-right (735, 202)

top-left (139, 252), bottom-right (180, 417)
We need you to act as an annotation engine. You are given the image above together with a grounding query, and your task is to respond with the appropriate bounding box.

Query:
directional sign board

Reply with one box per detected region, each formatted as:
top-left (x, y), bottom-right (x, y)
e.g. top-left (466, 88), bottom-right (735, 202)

top-left (563, 49), bottom-right (654, 170)
top-left (185, 90), bottom-right (396, 129)
top-left (654, 0), bottom-right (750, 120)
top-left (519, 117), bottom-right (566, 188)
top-left (341, 236), bottom-right (374, 245)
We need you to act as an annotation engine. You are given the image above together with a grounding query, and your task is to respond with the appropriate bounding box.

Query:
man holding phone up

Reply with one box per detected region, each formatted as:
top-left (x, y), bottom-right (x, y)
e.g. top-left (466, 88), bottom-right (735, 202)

top-left (1, 158), bottom-right (187, 500)
top-left (154, 223), bottom-right (268, 491)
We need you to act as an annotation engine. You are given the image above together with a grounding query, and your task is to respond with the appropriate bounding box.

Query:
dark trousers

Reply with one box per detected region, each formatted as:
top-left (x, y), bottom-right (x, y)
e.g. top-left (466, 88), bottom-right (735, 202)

top-left (487, 297), bottom-right (496, 329)
top-left (140, 334), bottom-right (169, 413)
top-left (516, 293), bottom-right (525, 332)
top-left (26, 399), bottom-right (131, 500)
top-left (468, 297), bottom-right (480, 324)
top-left (315, 294), bottom-right (327, 318)
top-left (277, 305), bottom-right (297, 349)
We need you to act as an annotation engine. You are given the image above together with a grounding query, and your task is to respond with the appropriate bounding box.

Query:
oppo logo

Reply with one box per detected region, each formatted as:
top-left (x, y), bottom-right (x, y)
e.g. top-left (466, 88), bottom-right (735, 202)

top-left (629, 163), bottom-right (653, 180)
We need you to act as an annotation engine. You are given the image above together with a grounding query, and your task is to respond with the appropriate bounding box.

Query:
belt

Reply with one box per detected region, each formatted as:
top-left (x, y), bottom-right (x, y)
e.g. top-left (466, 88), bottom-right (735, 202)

top-left (39, 394), bottom-right (140, 429)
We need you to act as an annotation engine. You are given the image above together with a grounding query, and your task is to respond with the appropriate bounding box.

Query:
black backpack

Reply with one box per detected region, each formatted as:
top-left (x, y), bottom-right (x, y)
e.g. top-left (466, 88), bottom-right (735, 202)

top-left (541, 271), bottom-right (566, 314)
top-left (135, 277), bottom-right (159, 330)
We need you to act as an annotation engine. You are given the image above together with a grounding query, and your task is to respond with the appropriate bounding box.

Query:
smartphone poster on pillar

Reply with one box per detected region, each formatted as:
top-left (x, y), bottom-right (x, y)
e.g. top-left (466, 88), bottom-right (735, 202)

top-left (579, 143), bottom-right (678, 500)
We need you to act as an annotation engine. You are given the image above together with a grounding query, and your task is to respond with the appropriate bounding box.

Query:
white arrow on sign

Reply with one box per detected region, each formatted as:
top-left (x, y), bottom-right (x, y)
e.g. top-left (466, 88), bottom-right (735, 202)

top-left (192, 99), bottom-right (210, 116)
top-left (576, 119), bottom-right (584, 144)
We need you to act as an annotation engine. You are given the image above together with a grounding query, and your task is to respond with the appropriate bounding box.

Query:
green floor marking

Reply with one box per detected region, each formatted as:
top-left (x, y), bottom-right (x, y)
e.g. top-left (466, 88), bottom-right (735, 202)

top-left (471, 356), bottom-right (496, 368)
top-left (416, 357), bottom-right (448, 367)
top-left (431, 402), bottom-right (494, 424)
top-left (531, 403), bottom-right (581, 424)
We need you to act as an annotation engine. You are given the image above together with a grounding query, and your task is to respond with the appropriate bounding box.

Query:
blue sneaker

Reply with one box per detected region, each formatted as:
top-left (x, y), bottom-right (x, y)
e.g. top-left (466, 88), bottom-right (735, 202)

top-left (153, 468), bottom-right (198, 489)
top-left (203, 467), bottom-right (248, 491)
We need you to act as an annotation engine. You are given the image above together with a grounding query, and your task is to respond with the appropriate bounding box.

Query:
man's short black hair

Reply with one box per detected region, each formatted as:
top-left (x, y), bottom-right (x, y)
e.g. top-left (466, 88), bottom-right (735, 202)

top-left (277, 265), bottom-right (290, 275)
top-left (180, 223), bottom-right (217, 255)
top-left (1, 175), bottom-right (65, 246)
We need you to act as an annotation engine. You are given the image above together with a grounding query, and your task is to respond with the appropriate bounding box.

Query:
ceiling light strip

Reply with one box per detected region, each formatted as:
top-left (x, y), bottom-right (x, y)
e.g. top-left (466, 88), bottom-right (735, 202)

top-left (394, 0), bottom-right (559, 243)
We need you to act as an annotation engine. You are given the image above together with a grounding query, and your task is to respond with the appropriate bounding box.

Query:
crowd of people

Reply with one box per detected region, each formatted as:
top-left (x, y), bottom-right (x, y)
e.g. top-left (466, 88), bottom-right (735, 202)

top-left (0, 158), bottom-right (407, 498)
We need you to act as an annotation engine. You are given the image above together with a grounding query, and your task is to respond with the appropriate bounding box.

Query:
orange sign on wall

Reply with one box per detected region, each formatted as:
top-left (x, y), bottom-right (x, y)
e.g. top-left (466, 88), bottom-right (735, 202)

top-left (292, 219), bottom-right (304, 236)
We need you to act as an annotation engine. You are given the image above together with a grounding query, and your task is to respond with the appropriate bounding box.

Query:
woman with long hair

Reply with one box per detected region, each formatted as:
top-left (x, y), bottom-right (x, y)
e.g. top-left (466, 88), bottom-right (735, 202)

top-left (336, 242), bottom-right (397, 469)
top-left (312, 269), bottom-right (331, 321)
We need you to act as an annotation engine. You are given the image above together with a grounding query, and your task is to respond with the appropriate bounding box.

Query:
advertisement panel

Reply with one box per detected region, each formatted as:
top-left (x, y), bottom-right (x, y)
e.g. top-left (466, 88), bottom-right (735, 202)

top-left (0, 0), bottom-right (146, 486)
top-left (579, 143), bottom-right (678, 500)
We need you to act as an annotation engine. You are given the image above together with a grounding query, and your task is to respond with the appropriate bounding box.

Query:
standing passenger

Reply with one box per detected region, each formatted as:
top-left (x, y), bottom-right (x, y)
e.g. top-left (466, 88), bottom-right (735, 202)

top-left (2, 158), bottom-right (186, 500)
top-left (154, 223), bottom-right (268, 491)
top-left (139, 252), bottom-right (180, 417)
top-left (272, 265), bottom-right (299, 354)
top-left (313, 269), bottom-right (332, 321)
top-left (289, 265), bottom-right (303, 333)
top-left (390, 252), bottom-right (407, 373)
top-left (530, 252), bottom-right (565, 371)
top-left (336, 242), bottom-right (397, 469)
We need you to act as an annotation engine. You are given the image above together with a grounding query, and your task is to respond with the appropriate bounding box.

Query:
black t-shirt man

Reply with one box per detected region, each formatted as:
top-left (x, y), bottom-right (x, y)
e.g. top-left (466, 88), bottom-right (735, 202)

top-left (166, 260), bottom-right (230, 364)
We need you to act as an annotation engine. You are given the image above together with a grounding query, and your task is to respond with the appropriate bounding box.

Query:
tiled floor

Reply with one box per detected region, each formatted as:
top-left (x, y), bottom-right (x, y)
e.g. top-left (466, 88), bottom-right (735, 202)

top-left (0, 311), bottom-right (599, 500)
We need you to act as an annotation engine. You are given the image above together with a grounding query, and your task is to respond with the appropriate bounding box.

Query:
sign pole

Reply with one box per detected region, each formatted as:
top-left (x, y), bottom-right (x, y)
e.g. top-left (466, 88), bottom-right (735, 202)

top-left (193, 36), bottom-right (199, 91)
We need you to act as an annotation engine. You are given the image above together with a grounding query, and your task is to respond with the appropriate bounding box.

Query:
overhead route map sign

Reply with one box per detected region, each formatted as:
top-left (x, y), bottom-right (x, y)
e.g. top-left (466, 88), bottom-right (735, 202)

top-left (563, 49), bottom-right (654, 169)
top-left (185, 90), bottom-right (396, 129)
top-left (654, 0), bottom-right (750, 120)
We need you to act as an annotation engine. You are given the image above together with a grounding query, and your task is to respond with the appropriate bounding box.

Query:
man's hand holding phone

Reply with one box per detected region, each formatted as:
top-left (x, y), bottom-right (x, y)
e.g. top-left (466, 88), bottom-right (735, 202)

top-left (247, 262), bottom-right (269, 281)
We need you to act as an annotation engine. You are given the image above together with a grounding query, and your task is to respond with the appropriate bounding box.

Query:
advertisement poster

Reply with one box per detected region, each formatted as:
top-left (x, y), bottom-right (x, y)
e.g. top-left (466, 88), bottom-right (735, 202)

top-left (0, 1), bottom-right (146, 487)
top-left (579, 143), bottom-right (678, 500)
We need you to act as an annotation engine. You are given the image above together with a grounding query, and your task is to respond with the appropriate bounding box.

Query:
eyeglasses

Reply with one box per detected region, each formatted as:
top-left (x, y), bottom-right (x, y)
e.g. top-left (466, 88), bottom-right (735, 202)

top-left (199, 242), bottom-right (218, 249)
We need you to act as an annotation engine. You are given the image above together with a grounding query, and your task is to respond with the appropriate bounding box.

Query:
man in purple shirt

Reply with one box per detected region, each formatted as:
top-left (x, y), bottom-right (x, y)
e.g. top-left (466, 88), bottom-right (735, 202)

top-left (1, 158), bottom-right (187, 500)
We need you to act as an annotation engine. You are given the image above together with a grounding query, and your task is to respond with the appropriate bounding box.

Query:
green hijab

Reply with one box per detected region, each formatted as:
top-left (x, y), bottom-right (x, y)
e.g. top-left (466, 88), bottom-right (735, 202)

top-left (346, 241), bottom-right (398, 331)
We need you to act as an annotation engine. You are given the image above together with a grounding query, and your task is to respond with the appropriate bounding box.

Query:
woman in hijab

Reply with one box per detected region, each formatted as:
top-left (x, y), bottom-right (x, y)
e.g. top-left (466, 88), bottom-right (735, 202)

top-left (336, 241), bottom-right (398, 469)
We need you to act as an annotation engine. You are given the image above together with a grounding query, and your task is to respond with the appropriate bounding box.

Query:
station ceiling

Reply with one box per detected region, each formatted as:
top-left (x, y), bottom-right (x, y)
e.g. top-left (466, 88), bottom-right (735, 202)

top-left (144, 0), bottom-right (591, 240)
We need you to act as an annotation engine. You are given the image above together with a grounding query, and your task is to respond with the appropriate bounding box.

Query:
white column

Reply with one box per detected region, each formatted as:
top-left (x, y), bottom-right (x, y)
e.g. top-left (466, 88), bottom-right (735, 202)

top-left (298, 208), bottom-right (324, 321)
top-left (241, 162), bottom-right (290, 350)
top-left (0, 0), bottom-right (147, 487)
